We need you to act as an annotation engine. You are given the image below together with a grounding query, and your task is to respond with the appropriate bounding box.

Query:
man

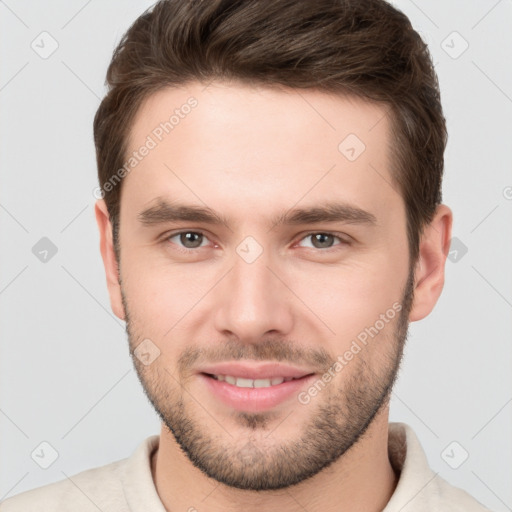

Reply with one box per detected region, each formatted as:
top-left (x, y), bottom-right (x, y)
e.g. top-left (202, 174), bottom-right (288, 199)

top-left (1, 0), bottom-right (492, 510)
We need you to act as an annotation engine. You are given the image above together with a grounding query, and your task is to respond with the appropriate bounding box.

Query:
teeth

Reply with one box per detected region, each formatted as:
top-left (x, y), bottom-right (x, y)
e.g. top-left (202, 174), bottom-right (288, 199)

top-left (255, 378), bottom-right (274, 388)
top-left (225, 375), bottom-right (236, 385)
top-left (211, 374), bottom-right (300, 388)
top-left (236, 377), bottom-right (254, 388)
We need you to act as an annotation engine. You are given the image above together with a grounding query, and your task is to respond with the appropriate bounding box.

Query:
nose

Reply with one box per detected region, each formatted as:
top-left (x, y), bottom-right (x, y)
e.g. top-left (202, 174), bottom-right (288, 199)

top-left (213, 247), bottom-right (294, 344)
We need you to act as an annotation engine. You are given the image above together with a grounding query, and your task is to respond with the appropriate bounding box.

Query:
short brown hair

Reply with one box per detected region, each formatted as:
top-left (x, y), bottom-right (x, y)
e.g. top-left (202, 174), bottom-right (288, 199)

top-left (94, 0), bottom-right (447, 267)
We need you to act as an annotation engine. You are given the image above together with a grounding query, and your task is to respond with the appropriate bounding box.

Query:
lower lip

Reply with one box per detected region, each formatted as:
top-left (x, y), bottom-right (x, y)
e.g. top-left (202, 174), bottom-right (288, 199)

top-left (199, 373), bottom-right (316, 413)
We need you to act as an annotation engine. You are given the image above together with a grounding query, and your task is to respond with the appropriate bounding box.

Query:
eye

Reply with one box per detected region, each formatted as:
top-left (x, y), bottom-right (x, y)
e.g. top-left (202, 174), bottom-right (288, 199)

top-left (163, 230), bottom-right (349, 254)
top-left (166, 231), bottom-right (210, 251)
top-left (296, 232), bottom-right (348, 250)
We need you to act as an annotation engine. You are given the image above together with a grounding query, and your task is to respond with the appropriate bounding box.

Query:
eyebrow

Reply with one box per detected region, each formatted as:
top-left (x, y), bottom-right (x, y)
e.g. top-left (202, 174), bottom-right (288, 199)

top-left (138, 198), bottom-right (377, 230)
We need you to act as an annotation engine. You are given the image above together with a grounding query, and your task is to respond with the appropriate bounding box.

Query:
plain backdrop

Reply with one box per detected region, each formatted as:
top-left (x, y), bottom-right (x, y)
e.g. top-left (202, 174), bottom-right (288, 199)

top-left (0, 0), bottom-right (511, 510)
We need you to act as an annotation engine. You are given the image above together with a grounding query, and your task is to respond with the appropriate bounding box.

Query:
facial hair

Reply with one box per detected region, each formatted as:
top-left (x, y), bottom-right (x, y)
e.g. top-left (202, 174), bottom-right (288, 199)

top-left (122, 266), bottom-right (415, 491)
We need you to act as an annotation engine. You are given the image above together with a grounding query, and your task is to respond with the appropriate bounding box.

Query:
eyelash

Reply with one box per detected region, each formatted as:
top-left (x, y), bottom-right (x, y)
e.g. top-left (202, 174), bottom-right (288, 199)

top-left (163, 230), bottom-right (350, 254)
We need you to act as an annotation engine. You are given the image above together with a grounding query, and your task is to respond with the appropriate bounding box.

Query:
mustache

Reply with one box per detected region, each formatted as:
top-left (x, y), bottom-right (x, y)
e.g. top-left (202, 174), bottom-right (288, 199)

top-left (177, 338), bottom-right (334, 376)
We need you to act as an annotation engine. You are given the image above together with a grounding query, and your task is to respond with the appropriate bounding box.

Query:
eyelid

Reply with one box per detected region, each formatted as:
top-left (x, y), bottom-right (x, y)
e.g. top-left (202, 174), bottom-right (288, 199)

top-left (163, 229), bottom-right (350, 252)
top-left (294, 231), bottom-right (351, 249)
top-left (163, 229), bottom-right (213, 252)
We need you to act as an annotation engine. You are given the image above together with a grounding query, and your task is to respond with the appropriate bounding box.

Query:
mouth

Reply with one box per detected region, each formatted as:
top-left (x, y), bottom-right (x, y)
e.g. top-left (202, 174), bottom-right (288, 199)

top-left (197, 364), bottom-right (317, 413)
top-left (202, 373), bottom-right (311, 388)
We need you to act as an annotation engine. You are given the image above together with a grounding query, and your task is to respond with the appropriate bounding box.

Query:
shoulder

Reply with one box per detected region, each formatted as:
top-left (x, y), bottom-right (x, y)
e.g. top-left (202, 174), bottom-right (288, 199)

top-left (1, 435), bottom-right (160, 512)
top-left (415, 471), bottom-right (494, 511)
top-left (429, 473), bottom-right (493, 511)
top-left (0, 457), bottom-right (128, 512)
top-left (387, 423), bottom-right (493, 512)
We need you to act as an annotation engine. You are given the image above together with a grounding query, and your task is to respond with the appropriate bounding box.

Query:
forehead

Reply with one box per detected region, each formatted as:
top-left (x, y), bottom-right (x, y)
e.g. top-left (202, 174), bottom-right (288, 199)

top-left (122, 81), bottom-right (400, 224)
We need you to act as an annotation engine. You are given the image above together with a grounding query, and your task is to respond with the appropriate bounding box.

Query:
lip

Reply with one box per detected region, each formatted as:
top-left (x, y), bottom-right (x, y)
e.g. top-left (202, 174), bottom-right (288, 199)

top-left (197, 362), bottom-right (314, 380)
top-left (198, 369), bottom-right (317, 413)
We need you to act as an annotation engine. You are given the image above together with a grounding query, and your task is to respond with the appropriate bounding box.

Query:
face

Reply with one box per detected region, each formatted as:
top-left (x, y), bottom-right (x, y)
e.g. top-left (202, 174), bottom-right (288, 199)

top-left (106, 81), bottom-right (417, 490)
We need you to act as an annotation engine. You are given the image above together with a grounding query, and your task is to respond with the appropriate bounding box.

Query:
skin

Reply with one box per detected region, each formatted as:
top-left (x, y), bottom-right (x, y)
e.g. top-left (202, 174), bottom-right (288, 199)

top-left (95, 81), bottom-right (452, 512)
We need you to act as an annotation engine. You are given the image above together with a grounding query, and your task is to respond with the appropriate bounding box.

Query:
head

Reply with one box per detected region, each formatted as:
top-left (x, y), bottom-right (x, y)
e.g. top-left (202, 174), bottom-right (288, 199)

top-left (94, 0), bottom-right (452, 491)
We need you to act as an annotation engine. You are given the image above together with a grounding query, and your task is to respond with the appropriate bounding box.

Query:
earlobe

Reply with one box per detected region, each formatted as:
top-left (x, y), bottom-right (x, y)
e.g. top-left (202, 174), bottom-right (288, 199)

top-left (408, 204), bottom-right (453, 322)
top-left (94, 199), bottom-right (126, 321)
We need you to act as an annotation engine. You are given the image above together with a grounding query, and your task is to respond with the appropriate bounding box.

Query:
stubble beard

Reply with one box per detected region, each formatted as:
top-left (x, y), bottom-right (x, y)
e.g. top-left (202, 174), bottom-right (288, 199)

top-left (122, 267), bottom-right (415, 491)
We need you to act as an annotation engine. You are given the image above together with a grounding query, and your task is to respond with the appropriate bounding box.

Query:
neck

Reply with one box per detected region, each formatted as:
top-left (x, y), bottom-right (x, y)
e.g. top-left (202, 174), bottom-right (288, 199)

top-left (152, 407), bottom-right (398, 512)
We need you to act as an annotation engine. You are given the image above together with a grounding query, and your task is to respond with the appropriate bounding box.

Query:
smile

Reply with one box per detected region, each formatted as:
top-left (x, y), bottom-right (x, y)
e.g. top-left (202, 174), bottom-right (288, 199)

top-left (208, 374), bottom-right (304, 388)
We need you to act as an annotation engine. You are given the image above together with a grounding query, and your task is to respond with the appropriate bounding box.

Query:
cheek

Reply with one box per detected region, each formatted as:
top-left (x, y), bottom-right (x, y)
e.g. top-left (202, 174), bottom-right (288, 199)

top-left (121, 254), bottom-right (211, 340)
top-left (121, 235), bottom-right (408, 345)
top-left (288, 254), bottom-right (406, 344)
top-left (121, 258), bottom-right (169, 323)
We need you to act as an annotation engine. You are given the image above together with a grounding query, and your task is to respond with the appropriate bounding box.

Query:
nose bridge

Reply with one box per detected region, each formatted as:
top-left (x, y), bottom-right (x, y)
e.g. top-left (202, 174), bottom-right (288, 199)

top-left (213, 242), bottom-right (293, 340)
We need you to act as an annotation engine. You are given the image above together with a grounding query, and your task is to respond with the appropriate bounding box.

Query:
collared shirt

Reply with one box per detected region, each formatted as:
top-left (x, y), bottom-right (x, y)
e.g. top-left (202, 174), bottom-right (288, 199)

top-left (0, 422), bottom-right (492, 511)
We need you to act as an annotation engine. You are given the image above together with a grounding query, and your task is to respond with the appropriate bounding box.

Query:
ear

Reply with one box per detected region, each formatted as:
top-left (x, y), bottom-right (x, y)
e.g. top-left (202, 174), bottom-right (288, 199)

top-left (409, 204), bottom-right (453, 322)
top-left (94, 199), bottom-right (126, 321)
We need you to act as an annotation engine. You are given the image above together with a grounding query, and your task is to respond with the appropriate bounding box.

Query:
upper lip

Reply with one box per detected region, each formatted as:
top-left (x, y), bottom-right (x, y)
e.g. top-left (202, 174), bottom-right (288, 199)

top-left (198, 362), bottom-right (315, 380)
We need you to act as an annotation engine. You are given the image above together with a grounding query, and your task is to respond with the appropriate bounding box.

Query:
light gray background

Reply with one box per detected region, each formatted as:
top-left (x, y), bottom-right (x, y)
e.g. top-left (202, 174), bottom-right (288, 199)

top-left (1, 0), bottom-right (511, 509)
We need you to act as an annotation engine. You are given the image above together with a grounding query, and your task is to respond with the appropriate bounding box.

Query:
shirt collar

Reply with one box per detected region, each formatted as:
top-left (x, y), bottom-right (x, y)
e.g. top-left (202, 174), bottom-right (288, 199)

top-left (120, 422), bottom-right (485, 511)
